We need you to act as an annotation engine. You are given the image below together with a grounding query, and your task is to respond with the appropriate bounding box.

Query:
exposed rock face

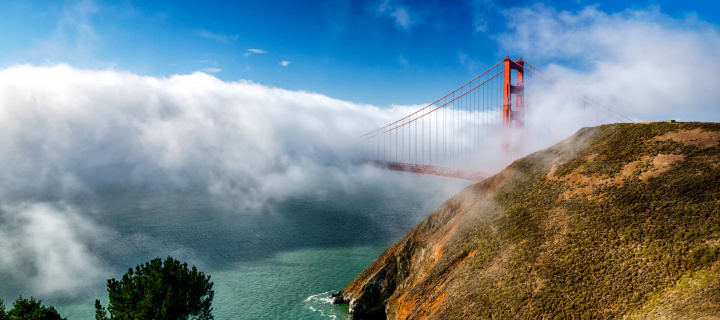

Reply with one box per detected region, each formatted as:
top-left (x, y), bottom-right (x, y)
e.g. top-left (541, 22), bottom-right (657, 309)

top-left (335, 122), bottom-right (720, 319)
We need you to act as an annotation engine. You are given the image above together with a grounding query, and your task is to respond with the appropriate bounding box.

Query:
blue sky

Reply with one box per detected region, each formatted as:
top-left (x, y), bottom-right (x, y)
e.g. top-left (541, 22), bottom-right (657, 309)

top-left (0, 0), bottom-right (719, 107)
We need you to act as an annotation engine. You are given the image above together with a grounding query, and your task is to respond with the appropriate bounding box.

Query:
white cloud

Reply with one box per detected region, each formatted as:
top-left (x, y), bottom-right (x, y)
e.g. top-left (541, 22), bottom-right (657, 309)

top-left (0, 203), bottom-right (108, 297)
top-left (391, 7), bottom-right (413, 29)
top-left (468, 0), bottom-right (497, 33)
top-left (196, 29), bottom-right (238, 44)
top-left (195, 59), bottom-right (218, 65)
top-left (457, 51), bottom-right (480, 72)
top-left (0, 64), bottom-right (426, 209)
top-left (279, 60), bottom-right (291, 67)
top-left (201, 67), bottom-right (222, 73)
top-left (499, 5), bottom-right (720, 122)
top-left (0, 64), bottom-right (451, 296)
top-left (245, 48), bottom-right (267, 57)
top-left (35, 0), bottom-right (101, 66)
top-left (60, 0), bottom-right (99, 42)
top-left (376, 0), bottom-right (417, 30)
top-left (398, 54), bottom-right (409, 66)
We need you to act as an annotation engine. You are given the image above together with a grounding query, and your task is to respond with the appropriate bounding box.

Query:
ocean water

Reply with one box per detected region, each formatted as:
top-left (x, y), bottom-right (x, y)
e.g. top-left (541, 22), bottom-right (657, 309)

top-left (5, 174), bottom-right (468, 319)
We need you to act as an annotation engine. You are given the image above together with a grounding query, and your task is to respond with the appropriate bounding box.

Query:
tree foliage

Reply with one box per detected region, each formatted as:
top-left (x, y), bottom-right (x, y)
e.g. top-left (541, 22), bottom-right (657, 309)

top-left (95, 256), bottom-right (214, 320)
top-left (0, 296), bottom-right (65, 320)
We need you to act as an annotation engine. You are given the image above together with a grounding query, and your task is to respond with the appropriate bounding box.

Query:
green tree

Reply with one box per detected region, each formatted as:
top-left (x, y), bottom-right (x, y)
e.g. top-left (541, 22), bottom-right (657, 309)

top-left (0, 299), bottom-right (6, 320)
top-left (0, 296), bottom-right (66, 320)
top-left (95, 256), bottom-right (214, 320)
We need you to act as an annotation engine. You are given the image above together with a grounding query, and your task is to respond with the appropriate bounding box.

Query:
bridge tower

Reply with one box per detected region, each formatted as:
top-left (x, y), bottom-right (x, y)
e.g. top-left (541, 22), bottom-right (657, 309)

top-left (502, 57), bottom-right (524, 127)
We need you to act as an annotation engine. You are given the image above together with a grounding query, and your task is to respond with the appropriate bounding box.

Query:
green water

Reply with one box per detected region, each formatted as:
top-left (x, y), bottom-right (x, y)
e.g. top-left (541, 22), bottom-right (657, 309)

top-left (57, 246), bottom-right (384, 319)
top-left (212, 246), bottom-right (382, 319)
top-left (4, 174), bottom-right (468, 319)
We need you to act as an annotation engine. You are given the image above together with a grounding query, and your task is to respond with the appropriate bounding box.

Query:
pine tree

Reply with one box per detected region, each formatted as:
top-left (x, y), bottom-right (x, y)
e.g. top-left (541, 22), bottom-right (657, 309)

top-left (2, 296), bottom-right (65, 320)
top-left (95, 256), bottom-right (214, 320)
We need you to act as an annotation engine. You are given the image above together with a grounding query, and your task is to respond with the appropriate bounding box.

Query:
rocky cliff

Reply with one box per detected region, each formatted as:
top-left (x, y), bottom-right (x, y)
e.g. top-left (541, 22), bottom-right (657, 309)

top-left (334, 122), bottom-right (720, 319)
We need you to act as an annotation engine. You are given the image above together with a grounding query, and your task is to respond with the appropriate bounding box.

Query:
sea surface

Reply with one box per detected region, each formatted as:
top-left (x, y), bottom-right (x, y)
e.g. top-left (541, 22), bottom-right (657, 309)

top-left (5, 174), bottom-right (468, 319)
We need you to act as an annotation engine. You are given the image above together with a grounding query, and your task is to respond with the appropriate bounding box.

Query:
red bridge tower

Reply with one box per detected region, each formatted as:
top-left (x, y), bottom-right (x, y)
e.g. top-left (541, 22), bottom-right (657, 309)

top-left (502, 57), bottom-right (524, 127)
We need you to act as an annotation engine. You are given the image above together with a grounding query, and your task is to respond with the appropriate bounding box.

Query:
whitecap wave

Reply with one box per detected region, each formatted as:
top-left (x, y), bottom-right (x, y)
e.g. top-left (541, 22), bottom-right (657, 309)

top-left (304, 291), bottom-right (346, 320)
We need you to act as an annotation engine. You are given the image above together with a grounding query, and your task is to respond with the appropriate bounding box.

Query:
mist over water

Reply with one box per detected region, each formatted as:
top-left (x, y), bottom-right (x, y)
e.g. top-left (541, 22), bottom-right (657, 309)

top-left (0, 171), bottom-right (470, 319)
top-left (0, 63), bottom-right (478, 319)
top-left (0, 64), bottom-right (459, 320)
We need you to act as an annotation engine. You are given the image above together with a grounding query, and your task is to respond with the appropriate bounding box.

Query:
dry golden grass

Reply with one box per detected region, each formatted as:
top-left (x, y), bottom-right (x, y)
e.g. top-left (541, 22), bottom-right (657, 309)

top-left (337, 122), bottom-right (720, 320)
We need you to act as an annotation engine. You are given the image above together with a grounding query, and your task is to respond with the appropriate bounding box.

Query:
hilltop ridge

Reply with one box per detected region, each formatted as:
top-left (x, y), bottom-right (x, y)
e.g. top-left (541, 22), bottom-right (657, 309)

top-left (334, 122), bottom-right (720, 319)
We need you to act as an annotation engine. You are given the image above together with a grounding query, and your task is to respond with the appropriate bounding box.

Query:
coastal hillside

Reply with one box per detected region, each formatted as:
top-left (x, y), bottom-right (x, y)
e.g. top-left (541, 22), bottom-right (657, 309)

top-left (334, 122), bottom-right (720, 319)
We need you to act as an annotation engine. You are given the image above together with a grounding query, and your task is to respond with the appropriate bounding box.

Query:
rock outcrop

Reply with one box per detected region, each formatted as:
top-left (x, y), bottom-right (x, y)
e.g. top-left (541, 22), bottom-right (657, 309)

top-left (335, 122), bottom-right (720, 319)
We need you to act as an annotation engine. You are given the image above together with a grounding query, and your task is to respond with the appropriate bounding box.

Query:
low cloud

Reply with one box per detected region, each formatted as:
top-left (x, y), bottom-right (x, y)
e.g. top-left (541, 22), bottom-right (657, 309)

top-left (279, 60), bottom-right (290, 67)
top-left (0, 203), bottom-right (107, 297)
top-left (0, 64), bottom-right (412, 207)
top-left (0, 63), bottom-right (438, 297)
top-left (499, 5), bottom-right (720, 122)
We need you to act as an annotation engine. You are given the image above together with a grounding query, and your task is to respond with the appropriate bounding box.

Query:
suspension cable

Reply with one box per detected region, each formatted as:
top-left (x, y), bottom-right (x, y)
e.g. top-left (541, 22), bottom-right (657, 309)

top-left (360, 60), bottom-right (504, 138)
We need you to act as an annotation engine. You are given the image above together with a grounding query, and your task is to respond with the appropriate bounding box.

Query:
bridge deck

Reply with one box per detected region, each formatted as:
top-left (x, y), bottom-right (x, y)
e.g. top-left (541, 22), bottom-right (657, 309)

top-left (359, 58), bottom-right (632, 182)
top-left (368, 161), bottom-right (490, 182)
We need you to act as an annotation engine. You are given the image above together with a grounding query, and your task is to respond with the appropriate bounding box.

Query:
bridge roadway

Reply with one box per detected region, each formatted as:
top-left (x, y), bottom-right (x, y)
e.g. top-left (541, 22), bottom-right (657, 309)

top-left (367, 160), bottom-right (490, 182)
top-left (359, 58), bottom-right (633, 181)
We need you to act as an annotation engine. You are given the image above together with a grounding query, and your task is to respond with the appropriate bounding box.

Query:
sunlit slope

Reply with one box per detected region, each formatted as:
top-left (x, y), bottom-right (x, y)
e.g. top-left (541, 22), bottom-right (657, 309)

top-left (335, 122), bottom-right (720, 319)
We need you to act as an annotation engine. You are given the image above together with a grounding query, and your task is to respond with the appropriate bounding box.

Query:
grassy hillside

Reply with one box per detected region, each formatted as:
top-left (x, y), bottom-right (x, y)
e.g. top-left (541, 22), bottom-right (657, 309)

top-left (335, 122), bottom-right (720, 319)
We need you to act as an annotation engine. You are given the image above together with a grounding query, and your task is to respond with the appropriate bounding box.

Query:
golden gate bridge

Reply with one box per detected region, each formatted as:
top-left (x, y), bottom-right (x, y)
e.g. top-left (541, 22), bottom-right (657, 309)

top-left (359, 57), bottom-right (634, 181)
